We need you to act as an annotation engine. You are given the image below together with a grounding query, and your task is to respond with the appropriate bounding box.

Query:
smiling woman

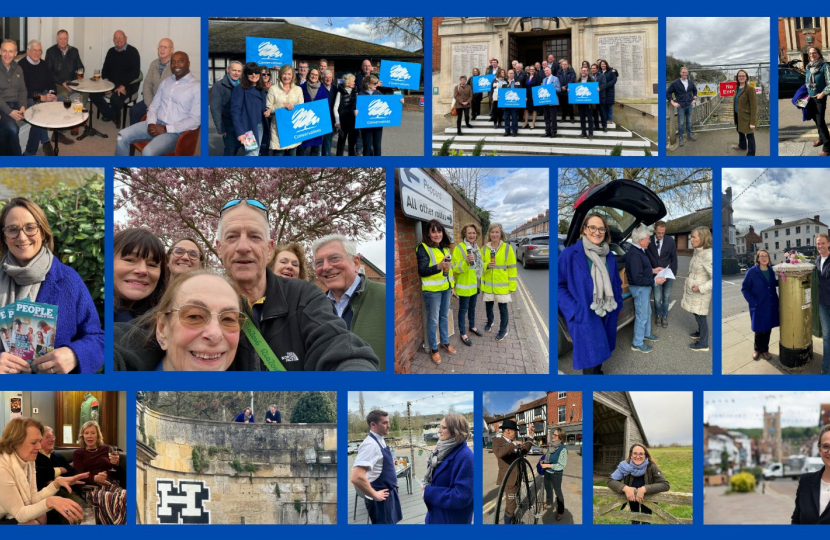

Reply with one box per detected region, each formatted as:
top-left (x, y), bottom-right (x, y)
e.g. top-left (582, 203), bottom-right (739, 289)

top-left (167, 236), bottom-right (206, 278)
top-left (113, 228), bottom-right (168, 322)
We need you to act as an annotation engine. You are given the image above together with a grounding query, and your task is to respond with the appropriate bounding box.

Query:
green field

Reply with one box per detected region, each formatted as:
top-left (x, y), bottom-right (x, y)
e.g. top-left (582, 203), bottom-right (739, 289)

top-left (593, 446), bottom-right (693, 524)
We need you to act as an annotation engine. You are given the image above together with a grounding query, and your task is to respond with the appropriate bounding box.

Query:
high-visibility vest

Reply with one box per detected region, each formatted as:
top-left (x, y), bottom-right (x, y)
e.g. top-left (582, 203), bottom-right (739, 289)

top-left (452, 242), bottom-right (482, 297)
top-left (481, 242), bottom-right (517, 294)
top-left (419, 243), bottom-right (454, 292)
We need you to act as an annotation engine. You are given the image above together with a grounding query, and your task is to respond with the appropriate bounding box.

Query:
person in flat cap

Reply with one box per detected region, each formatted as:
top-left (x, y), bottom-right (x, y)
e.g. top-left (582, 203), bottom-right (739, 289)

top-left (491, 419), bottom-right (534, 524)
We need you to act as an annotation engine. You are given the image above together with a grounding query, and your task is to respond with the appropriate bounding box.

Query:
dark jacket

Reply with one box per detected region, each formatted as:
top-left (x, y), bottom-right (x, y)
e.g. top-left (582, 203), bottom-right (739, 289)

top-left (492, 435), bottom-right (532, 486)
top-left (625, 245), bottom-right (655, 287)
top-left (557, 68), bottom-right (576, 90)
top-left (741, 265), bottom-right (780, 332)
top-left (299, 82), bottom-right (328, 147)
top-left (265, 410), bottom-right (281, 423)
top-left (598, 68), bottom-right (617, 105)
top-left (607, 461), bottom-right (670, 496)
top-left (230, 84), bottom-right (267, 141)
top-left (234, 412), bottom-right (254, 423)
top-left (423, 442), bottom-right (474, 524)
top-left (101, 44), bottom-right (140, 89)
top-left (558, 240), bottom-right (623, 370)
top-left (324, 83), bottom-right (337, 126)
top-left (667, 77), bottom-right (697, 107)
top-left (819, 256), bottom-right (830, 307)
top-left (337, 84), bottom-right (357, 119)
top-left (346, 276), bottom-right (386, 371)
top-left (646, 234), bottom-right (678, 275)
top-left (35, 451), bottom-right (77, 491)
top-left (0, 61), bottom-right (27, 114)
top-left (209, 74), bottom-right (237, 134)
top-left (45, 44), bottom-right (84, 86)
top-left (18, 59), bottom-right (54, 99)
top-left (791, 467), bottom-right (830, 524)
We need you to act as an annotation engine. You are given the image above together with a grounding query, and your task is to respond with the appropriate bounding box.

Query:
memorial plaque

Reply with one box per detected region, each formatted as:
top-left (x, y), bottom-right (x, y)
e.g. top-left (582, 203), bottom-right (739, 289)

top-left (451, 43), bottom-right (489, 96)
top-left (598, 34), bottom-right (646, 99)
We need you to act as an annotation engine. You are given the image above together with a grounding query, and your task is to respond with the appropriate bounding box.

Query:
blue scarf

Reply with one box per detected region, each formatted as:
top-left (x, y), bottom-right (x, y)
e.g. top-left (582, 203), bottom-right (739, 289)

top-left (230, 77), bottom-right (241, 87)
top-left (611, 458), bottom-right (649, 480)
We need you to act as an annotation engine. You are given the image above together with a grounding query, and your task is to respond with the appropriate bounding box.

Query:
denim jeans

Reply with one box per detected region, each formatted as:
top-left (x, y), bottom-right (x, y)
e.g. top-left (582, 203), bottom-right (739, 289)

top-left (485, 301), bottom-right (509, 334)
top-left (321, 132), bottom-right (334, 156)
top-left (424, 289), bottom-right (451, 351)
top-left (115, 120), bottom-right (181, 156)
top-left (360, 127), bottom-right (383, 156)
top-left (0, 101), bottom-right (22, 156)
top-left (694, 313), bottom-right (709, 347)
top-left (458, 293), bottom-right (478, 335)
top-left (606, 103), bottom-right (613, 122)
top-left (24, 98), bottom-right (49, 156)
top-left (677, 105), bottom-right (693, 137)
top-left (630, 285), bottom-right (652, 347)
top-left (819, 304), bottom-right (830, 374)
top-left (652, 279), bottom-right (673, 318)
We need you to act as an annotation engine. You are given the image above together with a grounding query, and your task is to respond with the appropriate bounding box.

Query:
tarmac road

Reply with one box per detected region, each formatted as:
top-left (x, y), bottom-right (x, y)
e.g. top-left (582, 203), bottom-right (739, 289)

top-left (722, 272), bottom-right (747, 319)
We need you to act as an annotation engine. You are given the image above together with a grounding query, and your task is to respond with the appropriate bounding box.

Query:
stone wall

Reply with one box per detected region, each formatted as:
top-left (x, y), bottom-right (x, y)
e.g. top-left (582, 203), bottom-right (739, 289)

top-left (138, 405), bottom-right (337, 524)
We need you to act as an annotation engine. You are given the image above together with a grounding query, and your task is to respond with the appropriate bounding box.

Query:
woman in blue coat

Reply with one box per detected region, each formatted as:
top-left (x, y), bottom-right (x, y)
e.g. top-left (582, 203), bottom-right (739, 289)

top-left (423, 413), bottom-right (474, 524)
top-left (231, 62), bottom-right (270, 157)
top-left (558, 213), bottom-right (623, 374)
top-left (741, 249), bottom-right (779, 361)
top-left (297, 68), bottom-right (328, 156)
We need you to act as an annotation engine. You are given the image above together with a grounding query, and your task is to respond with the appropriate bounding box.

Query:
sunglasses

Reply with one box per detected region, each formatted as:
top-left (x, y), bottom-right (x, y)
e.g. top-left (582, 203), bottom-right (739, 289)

top-left (165, 304), bottom-right (247, 332)
top-left (220, 199), bottom-right (269, 219)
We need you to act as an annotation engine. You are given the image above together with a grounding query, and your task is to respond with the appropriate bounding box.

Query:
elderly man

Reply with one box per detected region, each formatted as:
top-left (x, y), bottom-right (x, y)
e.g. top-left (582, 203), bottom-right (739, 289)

top-left (351, 410), bottom-right (402, 524)
top-left (115, 51), bottom-right (199, 156)
top-left (625, 224), bottom-right (666, 354)
top-left (312, 234), bottom-right (386, 369)
top-left (646, 220), bottom-right (678, 328)
top-left (18, 39), bottom-right (58, 156)
top-left (209, 60), bottom-right (243, 156)
top-left (493, 419), bottom-right (533, 524)
top-left (322, 69), bottom-right (337, 156)
top-left (355, 59), bottom-right (377, 92)
top-left (129, 38), bottom-right (174, 126)
top-left (35, 426), bottom-right (77, 491)
top-left (557, 59), bottom-right (576, 123)
top-left (90, 30), bottom-right (140, 128)
top-left (0, 39), bottom-right (26, 156)
top-left (45, 29), bottom-right (84, 139)
top-left (217, 200), bottom-right (379, 371)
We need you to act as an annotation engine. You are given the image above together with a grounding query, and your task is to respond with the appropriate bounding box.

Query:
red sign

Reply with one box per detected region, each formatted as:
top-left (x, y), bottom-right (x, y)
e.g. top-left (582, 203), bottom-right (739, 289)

top-left (720, 82), bottom-right (737, 97)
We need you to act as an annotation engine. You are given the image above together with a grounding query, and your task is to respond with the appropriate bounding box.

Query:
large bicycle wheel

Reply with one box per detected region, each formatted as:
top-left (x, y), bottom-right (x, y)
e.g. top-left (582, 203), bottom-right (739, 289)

top-left (493, 457), bottom-right (539, 524)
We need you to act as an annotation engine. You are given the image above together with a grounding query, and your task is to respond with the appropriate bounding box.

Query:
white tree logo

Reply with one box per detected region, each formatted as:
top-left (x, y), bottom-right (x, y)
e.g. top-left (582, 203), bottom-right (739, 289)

top-left (504, 90), bottom-right (520, 102)
top-left (257, 41), bottom-right (283, 60)
top-left (477, 77), bottom-right (491, 89)
top-left (368, 99), bottom-right (393, 117)
top-left (389, 65), bottom-right (411, 82)
top-left (537, 88), bottom-right (551, 98)
top-left (575, 85), bottom-right (592, 98)
top-left (292, 108), bottom-right (320, 131)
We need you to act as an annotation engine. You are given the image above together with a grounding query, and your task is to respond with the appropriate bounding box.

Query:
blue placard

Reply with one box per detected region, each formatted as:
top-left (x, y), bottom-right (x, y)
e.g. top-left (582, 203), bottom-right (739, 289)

top-left (275, 99), bottom-right (333, 147)
top-left (532, 83), bottom-right (560, 106)
top-left (356, 94), bottom-right (403, 128)
top-left (472, 75), bottom-right (495, 94)
top-left (378, 60), bottom-right (421, 91)
top-left (570, 81), bottom-right (599, 104)
top-left (245, 37), bottom-right (293, 68)
top-left (498, 87), bottom-right (526, 108)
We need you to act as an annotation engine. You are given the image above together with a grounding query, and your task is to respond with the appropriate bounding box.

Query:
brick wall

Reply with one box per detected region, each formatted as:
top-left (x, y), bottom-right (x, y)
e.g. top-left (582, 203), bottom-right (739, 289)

top-left (546, 391), bottom-right (583, 425)
top-left (394, 201), bottom-right (424, 374)
top-left (433, 18), bottom-right (444, 73)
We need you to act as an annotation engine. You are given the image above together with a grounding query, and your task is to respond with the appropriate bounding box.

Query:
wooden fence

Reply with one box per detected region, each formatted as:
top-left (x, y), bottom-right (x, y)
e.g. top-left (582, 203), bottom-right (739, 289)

top-left (593, 486), bottom-right (692, 524)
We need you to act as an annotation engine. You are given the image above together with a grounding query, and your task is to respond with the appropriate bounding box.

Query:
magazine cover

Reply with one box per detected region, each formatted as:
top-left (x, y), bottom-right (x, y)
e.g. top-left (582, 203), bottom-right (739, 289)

top-left (10, 299), bottom-right (58, 373)
top-left (0, 303), bottom-right (14, 353)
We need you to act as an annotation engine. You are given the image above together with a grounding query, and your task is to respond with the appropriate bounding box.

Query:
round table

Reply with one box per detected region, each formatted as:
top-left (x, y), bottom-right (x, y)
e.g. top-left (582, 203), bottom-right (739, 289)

top-left (24, 102), bottom-right (89, 156)
top-left (68, 78), bottom-right (115, 140)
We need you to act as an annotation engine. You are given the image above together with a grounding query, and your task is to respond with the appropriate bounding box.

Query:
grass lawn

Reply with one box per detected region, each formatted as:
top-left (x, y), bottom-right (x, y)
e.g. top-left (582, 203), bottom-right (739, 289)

top-left (593, 446), bottom-right (693, 524)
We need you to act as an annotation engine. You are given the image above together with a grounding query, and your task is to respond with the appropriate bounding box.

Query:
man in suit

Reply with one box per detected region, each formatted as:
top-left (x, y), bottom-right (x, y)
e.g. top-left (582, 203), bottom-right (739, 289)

top-left (816, 234), bottom-right (830, 375)
top-left (492, 419), bottom-right (533, 524)
top-left (646, 220), bottom-right (678, 328)
top-left (487, 58), bottom-right (499, 121)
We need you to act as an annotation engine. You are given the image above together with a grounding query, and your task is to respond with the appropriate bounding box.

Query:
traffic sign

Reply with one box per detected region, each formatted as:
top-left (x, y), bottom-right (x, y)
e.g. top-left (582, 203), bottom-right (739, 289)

top-left (399, 168), bottom-right (454, 228)
top-left (720, 81), bottom-right (737, 97)
top-left (698, 83), bottom-right (717, 98)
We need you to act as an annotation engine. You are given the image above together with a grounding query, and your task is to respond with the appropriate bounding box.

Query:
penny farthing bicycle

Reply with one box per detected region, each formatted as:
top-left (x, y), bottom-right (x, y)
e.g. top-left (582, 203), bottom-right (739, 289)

top-left (493, 454), bottom-right (541, 524)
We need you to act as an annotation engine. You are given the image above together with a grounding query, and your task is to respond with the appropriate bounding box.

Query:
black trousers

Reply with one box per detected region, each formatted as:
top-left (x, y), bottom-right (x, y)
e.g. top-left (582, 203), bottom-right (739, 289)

top-left (543, 105), bottom-right (558, 134)
top-left (578, 105), bottom-right (594, 136)
top-left (456, 108), bottom-right (470, 128)
top-left (560, 92), bottom-right (574, 121)
top-left (91, 91), bottom-right (127, 120)
top-left (754, 330), bottom-right (771, 353)
top-left (544, 472), bottom-right (565, 515)
top-left (472, 93), bottom-right (482, 118)
top-left (807, 96), bottom-right (830, 152)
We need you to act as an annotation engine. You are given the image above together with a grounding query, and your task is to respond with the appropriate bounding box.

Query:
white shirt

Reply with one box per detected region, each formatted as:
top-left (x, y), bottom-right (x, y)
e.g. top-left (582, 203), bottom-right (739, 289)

top-left (820, 255), bottom-right (829, 272)
top-left (147, 72), bottom-right (200, 133)
top-left (655, 236), bottom-right (662, 256)
top-left (821, 479), bottom-right (830, 516)
top-left (681, 79), bottom-right (689, 91)
top-left (327, 275), bottom-right (362, 318)
top-left (353, 432), bottom-right (386, 488)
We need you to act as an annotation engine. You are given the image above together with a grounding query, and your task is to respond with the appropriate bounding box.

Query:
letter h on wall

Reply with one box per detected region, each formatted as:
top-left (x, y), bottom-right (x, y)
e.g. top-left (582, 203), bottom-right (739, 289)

top-left (157, 479), bottom-right (211, 524)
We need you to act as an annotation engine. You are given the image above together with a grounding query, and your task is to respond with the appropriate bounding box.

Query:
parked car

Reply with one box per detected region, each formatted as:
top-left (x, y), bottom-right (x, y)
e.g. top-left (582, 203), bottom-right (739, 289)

top-left (347, 442), bottom-right (360, 454)
top-left (516, 234), bottom-right (549, 268)
top-left (779, 64), bottom-right (805, 99)
top-left (557, 180), bottom-right (667, 357)
top-left (528, 445), bottom-right (544, 455)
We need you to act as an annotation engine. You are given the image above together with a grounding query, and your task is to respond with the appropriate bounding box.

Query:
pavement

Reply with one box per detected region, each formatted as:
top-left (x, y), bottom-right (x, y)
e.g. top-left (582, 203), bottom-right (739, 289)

top-left (778, 98), bottom-right (829, 156)
top-left (703, 479), bottom-right (797, 524)
top-left (666, 127), bottom-right (770, 156)
top-left (347, 452), bottom-right (428, 525)
top-left (208, 110), bottom-right (423, 156)
top-left (558, 255), bottom-right (712, 375)
top-left (482, 444), bottom-right (582, 525)
top-left (409, 271), bottom-right (549, 374)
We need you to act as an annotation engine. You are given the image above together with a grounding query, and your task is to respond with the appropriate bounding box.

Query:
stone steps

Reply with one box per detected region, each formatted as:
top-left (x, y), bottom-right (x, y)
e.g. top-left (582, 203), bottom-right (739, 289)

top-left (431, 142), bottom-right (657, 156)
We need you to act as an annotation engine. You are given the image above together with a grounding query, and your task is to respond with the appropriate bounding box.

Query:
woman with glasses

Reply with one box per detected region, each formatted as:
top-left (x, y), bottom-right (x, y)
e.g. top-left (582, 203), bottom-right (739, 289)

top-left (114, 228), bottom-right (167, 323)
top-left (417, 219), bottom-right (455, 365)
top-left (115, 270), bottom-right (247, 371)
top-left (731, 69), bottom-right (757, 156)
top-left (297, 67), bottom-right (328, 156)
top-left (539, 428), bottom-right (567, 521)
top-left (356, 75), bottom-right (403, 156)
top-left (231, 62), bottom-right (271, 157)
top-left (607, 444), bottom-right (669, 523)
top-left (268, 243), bottom-right (308, 280)
top-left (422, 413), bottom-right (474, 524)
top-left (558, 213), bottom-right (623, 375)
top-left (805, 47), bottom-right (830, 156)
top-left (167, 237), bottom-right (206, 278)
top-left (0, 198), bottom-right (103, 375)
top-left (741, 249), bottom-right (778, 362)
top-left (481, 223), bottom-right (516, 342)
top-left (792, 424), bottom-right (830, 523)
top-left (267, 64), bottom-right (304, 156)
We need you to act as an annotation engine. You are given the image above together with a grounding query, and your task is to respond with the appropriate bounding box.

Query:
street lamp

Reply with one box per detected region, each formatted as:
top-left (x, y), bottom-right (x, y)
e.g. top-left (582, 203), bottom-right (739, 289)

top-left (520, 17), bottom-right (560, 32)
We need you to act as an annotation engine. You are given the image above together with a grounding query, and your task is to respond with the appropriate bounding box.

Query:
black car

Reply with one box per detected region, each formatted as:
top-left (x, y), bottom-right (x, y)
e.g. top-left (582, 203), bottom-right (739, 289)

top-left (557, 180), bottom-right (667, 357)
top-left (779, 64), bottom-right (805, 99)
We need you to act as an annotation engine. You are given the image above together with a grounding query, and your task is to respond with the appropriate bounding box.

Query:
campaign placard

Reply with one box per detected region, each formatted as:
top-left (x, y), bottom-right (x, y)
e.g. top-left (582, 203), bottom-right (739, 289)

top-left (378, 60), bottom-right (421, 91)
top-left (356, 95), bottom-right (404, 128)
top-left (569, 82), bottom-right (599, 104)
top-left (498, 87), bottom-right (526, 108)
top-left (720, 81), bottom-right (737, 97)
top-left (246, 37), bottom-right (293, 68)
top-left (275, 99), bottom-right (333, 147)
top-left (532, 83), bottom-right (560, 106)
top-left (472, 75), bottom-right (495, 94)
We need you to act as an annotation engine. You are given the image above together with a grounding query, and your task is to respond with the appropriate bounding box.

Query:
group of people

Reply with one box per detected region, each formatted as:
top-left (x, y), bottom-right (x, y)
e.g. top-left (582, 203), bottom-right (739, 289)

top-left (0, 31), bottom-right (199, 157)
top-left (350, 409), bottom-right (474, 524)
top-left (113, 199), bottom-right (385, 372)
top-left (210, 58), bottom-right (403, 157)
top-left (667, 66), bottom-right (758, 155)
top-left (417, 220), bottom-right (517, 365)
top-left (233, 404), bottom-right (282, 423)
top-left (0, 417), bottom-right (126, 525)
top-left (559, 214), bottom-right (713, 374)
top-left (453, 54), bottom-right (617, 139)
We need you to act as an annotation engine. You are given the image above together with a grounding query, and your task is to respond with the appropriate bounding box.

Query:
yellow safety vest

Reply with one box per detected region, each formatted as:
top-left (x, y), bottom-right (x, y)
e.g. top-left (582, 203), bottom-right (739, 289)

top-left (481, 242), bottom-right (517, 294)
top-left (452, 242), bottom-right (481, 297)
top-left (419, 243), bottom-right (454, 292)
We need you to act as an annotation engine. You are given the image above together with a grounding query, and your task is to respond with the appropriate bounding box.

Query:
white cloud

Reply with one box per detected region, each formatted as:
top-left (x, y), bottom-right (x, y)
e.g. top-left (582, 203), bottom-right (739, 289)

top-left (477, 169), bottom-right (550, 232)
top-left (629, 392), bottom-right (693, 445)
top-left (347, 391), bottom-right (474, 416)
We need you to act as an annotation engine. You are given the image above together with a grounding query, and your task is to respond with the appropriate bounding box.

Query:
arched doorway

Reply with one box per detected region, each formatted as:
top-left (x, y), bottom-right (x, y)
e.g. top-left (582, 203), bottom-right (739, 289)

top-left (506, 17), bottom-right (572, 70)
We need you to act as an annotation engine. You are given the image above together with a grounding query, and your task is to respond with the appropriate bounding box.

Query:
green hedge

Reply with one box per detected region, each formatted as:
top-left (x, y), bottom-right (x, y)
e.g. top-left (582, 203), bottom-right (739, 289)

top-left (291, 392), bottom-right (336, 423)
top-left (722, 258), bottom-right (741, 276)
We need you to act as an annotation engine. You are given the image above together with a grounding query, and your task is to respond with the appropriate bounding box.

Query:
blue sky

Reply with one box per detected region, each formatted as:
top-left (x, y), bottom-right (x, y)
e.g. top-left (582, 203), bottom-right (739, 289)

top-left (283, 17), bottom-right (419, 51)
top-left (483, 391), bottom-right (546, 417)
top-left (705, 391), bottom-right (830, 429)
top-left (347, 391), bottom-right (474, 416)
